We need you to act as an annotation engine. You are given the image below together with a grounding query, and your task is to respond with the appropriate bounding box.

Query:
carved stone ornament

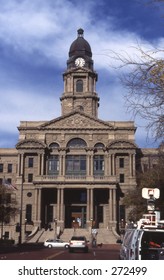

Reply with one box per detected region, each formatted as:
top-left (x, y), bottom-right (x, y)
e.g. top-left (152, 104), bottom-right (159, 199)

top-left (107, 140), bottom-right (137, 150)
top-left (16, 139), bottom-right (46, 149)
top-left (39, 112), bottom-right (114, 130)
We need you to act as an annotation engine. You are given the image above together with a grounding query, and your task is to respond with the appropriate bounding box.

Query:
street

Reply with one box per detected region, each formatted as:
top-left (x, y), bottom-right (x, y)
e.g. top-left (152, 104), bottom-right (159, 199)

top-left (0, 243), bottom-right (120, 260)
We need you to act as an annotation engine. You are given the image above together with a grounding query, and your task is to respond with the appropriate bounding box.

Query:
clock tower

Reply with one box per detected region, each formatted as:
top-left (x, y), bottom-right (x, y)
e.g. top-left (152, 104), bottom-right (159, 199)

top-left (60, 29), bottom-right (99, 118)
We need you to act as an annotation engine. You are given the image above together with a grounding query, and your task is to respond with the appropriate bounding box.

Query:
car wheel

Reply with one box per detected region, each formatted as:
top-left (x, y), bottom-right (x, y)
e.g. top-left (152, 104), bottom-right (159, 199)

top-left (48, 244), bottom-right (52, 248)
top-left (65, 245), bottom-right (69, 249)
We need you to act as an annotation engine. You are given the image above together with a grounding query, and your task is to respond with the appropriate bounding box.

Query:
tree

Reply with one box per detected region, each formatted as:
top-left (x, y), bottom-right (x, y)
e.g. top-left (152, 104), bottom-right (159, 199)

top-left (112, 46), bottom-right (164, 142)
top-left (0, 184), bottom-right (18, 239)
top-left (123, 144), bottom-right (164, 221)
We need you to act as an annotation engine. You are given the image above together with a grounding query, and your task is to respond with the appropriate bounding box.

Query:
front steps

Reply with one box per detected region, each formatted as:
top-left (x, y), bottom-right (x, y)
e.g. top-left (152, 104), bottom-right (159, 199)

top-left (96, 229), bottom-right (118, 244)
top-left (28, 227), bottom-right (119, 244)
top-left (61, 228), bottom-right (91, 242)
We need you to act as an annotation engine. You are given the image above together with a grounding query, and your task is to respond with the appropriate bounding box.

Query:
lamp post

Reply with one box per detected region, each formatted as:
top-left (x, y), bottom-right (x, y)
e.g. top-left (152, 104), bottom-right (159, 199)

top-left (54, 218), bottom-right (57, 239)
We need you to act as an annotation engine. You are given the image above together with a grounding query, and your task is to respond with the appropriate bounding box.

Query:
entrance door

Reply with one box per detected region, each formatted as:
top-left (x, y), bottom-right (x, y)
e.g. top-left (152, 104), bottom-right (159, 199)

top-left (65, 206), bottom-right (86, 228)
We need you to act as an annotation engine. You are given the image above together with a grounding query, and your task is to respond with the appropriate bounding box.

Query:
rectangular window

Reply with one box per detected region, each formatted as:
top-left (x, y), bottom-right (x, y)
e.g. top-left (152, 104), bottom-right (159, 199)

top-left (120, 174), bottom-right (125, 183)
top-left (26, 204), bottom-right (32, 223)
top-left (7, 178), bottom-right (12, 184)
top-left (8, 164), bottom-right (12, 173)
top-left (28, 158), bottom-right (33, 168)
top-left (0, 164), bottom-right (3, 173)
top-left (28, 174), bottom-right (33, 182)
top-left (48, 155), bottom-right (59, 175)
top-left (66, 155), bottom-right (86, 175)
top-left (93, 155), bottom-right (104, 175)
top-left (119, 158), bottom-right (124, 168)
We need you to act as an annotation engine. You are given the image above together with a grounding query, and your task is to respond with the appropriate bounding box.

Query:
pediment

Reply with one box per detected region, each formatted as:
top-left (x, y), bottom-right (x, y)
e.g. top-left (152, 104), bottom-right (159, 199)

top-left (39, 111), bottom-right (114, 130)
top-left (16, 139), bottom-right (46, 149)
top-left (107, 140), bottom-right (137, 149)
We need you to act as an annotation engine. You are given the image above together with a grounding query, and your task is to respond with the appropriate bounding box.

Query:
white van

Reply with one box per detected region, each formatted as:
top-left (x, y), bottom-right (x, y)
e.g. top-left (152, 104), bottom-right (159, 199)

top-left (119, 228), bottom-right (164, 260)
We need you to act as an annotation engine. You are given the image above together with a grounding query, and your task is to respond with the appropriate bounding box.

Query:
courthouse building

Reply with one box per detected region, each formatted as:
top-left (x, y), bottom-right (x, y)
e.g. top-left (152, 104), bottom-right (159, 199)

top-left (0, 29), bottom-right (159, 242)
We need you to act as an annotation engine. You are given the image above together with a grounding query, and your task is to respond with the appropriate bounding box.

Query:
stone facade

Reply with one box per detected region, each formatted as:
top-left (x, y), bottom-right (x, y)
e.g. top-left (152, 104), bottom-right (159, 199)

top-left (0, 29), bottom-right (159, 243)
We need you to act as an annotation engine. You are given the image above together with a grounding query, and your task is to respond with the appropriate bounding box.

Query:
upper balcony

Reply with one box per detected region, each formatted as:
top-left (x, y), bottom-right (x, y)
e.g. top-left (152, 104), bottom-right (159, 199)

top-left (34, 174), bottom-right (117, 184)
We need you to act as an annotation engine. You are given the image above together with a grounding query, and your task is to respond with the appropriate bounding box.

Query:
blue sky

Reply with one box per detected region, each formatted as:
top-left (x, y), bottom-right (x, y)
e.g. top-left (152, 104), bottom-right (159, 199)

top-left (0, 0), bottom-right (164, 148)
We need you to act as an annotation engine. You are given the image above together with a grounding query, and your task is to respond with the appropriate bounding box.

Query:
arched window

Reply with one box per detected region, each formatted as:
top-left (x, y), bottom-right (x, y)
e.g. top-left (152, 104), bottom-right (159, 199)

top-left (76, 80), bottom-right (83, 92)
top-left (49, 142), bottom-right (59, 149)
top-left (67, 138), bottom-right (87, 148)
top-left (94, 142), bottom-right (105, 149)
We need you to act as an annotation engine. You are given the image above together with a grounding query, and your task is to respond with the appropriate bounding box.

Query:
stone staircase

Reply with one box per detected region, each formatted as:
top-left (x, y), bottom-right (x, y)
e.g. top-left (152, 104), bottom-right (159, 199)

top-left (27, 227), bottom-right (119, 244)
top-left (61, 228), bottom-right (91, 242)
top-left (96, 229), bottom-right (118, 244)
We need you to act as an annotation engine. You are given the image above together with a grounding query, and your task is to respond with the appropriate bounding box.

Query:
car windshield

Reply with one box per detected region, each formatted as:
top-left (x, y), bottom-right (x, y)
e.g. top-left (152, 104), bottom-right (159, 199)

top-left (71, 236), bottom-right (85, 241)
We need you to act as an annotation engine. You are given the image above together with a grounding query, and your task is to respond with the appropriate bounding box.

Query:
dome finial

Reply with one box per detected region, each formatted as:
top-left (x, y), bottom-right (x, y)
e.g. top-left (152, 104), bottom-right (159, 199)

top-left (77, 28), bottom-right (84, 37)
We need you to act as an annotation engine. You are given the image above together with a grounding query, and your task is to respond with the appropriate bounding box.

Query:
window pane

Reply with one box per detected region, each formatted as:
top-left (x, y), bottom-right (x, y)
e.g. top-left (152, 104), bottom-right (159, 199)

top-left (26, 204), bottom-right (32, 222)
top-left (0, 164), bottom-right (3, 173)
top-left (8, 164), bottom-right (12, 173)
top-left (120, 174), bottom-right (124, 183)
top-left (67, 138), bottom-right (87, 148)
top-left (93, 155), bottom-right (104, 174)
top-left (73, 160), bottom-right (80, 170)
top-left (28, 158), bottom-right (33, 168)
top-left (66, 155), bottom-right (86, 175)
top-left (48, 155), bottom-right (59, 174)
top-left (76, 80), bottom-right (83, 92)
top-left (28, 174), bottom-right (33, 182)
top-left (119, 158), bottom-right (124, 168)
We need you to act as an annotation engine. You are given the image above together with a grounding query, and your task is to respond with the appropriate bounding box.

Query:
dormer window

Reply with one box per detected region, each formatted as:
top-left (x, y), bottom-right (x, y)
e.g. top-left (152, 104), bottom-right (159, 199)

top-left (76, 79), bottom-right (83, 92)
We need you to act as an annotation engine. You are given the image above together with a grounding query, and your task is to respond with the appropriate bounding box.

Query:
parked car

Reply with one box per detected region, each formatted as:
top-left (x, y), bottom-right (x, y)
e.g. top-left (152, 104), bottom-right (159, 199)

top-left (118, 228), bottom-right (164, 260)
top-left (44, 239), bottom-right (69, 249)
top-left (69, 236), bottom-right (89, 253)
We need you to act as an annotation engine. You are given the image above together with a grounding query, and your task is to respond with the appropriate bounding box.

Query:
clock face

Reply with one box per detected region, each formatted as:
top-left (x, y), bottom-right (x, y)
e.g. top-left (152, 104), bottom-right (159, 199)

top-left (75, 57), bottom-right (85, 67)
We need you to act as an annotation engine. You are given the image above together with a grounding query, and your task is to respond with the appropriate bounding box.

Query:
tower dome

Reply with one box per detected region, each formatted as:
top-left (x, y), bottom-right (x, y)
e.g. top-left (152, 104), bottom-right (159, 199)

top-left (69, 28), bottom-right (92, 58)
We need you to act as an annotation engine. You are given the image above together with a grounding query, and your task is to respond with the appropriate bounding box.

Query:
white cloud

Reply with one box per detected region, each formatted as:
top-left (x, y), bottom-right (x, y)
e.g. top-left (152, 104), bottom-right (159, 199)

top-left (0, 0), bottom-right (163, 148)
top-left (0, 0), bottom-right (163, 68)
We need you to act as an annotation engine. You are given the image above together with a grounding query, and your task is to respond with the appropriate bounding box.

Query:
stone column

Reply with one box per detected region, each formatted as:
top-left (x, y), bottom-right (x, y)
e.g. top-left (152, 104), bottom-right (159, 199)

top-left (104, 153), bottom-right (108, 176)
top-left (34, 188), bottom-right (42, 228)
top-left (109, 188), bottom-right (113, 223)
top-left (112, 188), bottom-right (116, 222)
top-left (86, 188), bottom-right (90, 223)
top-left (90, 188), bottom-right (93, 220)
top-left (90, 154), bottom-right (93, 177)
top-left (60, 188), bottom-right (64, 221)
top-left (20, 153), bottom-right (24, 176)
top-left (57, 188), bottom-right (60, 221)
top-left (41, 154), bottom-right (44, 176)
top-left (108, 154), bottom-right (112, 176)
top-left (132, 153), bottom-right (136, 177)
top-left (129, 153), bottom-right (132, 176)
top-left (59, 154), bottom-right (62, 176)
top-left (18, 154), bottom-right (21, 176)
top-left (112, 154), bottom-right (115, 175)
top-left (37, 154), bottom-right (41, 175)
top-left (62, 155), bottom-right (66, 176)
